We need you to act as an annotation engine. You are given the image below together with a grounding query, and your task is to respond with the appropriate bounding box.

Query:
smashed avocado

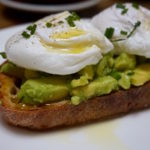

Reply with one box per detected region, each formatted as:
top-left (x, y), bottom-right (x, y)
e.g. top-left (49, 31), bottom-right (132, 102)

top-left (118, 73), bottom-right (131, 90)
top-left (131, 64), bottom-right (150, 86)
top-left (18, 77), bottom-right (70, 105)
top-left (71, 66), bottom-right (94, 88)
top-left (96, 52), bottom-right (114, 77)
top-left (2, 52), bottom-right (150, 106)
top-left (71, 76), bottom-right (118, 105)
top-left (114, 53), bottom-right (136, 71)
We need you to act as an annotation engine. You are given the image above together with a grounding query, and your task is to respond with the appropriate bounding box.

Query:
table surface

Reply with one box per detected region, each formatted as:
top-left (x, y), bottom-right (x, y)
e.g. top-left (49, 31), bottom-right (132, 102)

top-left (0, 0), bottom-right (150, 29)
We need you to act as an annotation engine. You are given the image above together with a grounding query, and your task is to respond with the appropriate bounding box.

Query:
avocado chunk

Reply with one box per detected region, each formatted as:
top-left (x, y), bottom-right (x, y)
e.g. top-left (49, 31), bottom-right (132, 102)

top-left (95, 76), bottom-right (118, 96)
top-left (0, 62), bottom-right (24, 78)
top-left (96, 53), bottom-right (114, 77)
top-left (71, 76), bottom-right (118, 102)
top-left (114, 53), bottom-right (136, 71)
top-left (118, 73), bottom-right (131, 90)
top-left (71, 96), bottom-right (81, 105)
top-left (18, 77), bottom-right (69, 105)
top-left (131, 64), bottom-right (150, 86)
top-left (71, 76), bottom-right (89, 88)
top-left (79, 65), bottom-right (94, 80)
top-left (71, 66), bottom-right (94, 88)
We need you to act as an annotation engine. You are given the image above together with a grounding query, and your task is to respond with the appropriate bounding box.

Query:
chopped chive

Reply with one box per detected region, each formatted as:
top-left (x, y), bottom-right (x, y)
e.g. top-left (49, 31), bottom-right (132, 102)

top-left (121, 8), bottom-right (128, 15)
top-left (127, 21), bottom-right (141, 38)
top-left (135, 21), bottom-right (141, 27)
top-left (66, 12), bottom-right (80, 27)
top-left (22, 24), bottom-right (37, 39)
top-left (46, 22), bottom-right (52, 28)
top-left (27, 25), bottom-right (33, 31)
top-left (31, 24), bottom-right (37, 35)
top-left (104, 27), bottom-right (115, 39)
top-left (116, 3), bottom-right (126, 9)
top-left (22, 31), bottom-right (30, 39)
top-left (116, 3), bottom-right (128, 15)
top-left (120, 30), bottom-right (128, 35)
top-left (110, 71), bottom-right (121, 80)
top-left (111, 38), bottom-right (126, 42)
top-left (0, 100), bottom-right (2, 105)
top-left (132, 2), bottom-right (139, 9)
top-left (0, 52), bottom-right (7, 59)
top-left (27, 24), bottom-right (37, 35)
top-left (66, 16), bottom-right (75, 27)
top-left (127, 71), bottom-right (134, 76)
top-left (72, 12), bottom-right (80, 20)
top-left (58, 21), bottom-right (64, 24)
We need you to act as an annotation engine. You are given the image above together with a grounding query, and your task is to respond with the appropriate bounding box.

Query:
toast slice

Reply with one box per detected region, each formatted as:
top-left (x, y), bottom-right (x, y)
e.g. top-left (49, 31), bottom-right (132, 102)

top-left (0, 73), bottom-right (150, 130)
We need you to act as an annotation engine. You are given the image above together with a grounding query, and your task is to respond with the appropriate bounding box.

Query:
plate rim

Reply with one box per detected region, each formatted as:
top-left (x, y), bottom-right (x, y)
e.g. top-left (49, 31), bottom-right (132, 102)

top-left (0, 0), bottom-right (101, 12)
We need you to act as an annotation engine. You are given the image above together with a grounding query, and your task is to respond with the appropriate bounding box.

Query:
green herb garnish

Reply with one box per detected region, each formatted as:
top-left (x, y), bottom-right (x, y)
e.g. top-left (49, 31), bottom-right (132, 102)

top-left (110, 71), bottom-right (121, 80)
top-left (58, 21), bottom-right (64, 24)
top-left (66, 12), bottom-right (80, 27)
top-left (127, 21), bottom-right (141, 38)
top-left (22, 24), bottom-right (37, 39)
top-left (46, 22), bottom-right (52, 28)
top-left (127, 71), bottom-right (134, 76)
top-left (120, 30), bottom-right (128, 35)
top-left (116, 3), bottom-right (126, 9)
top-left (27, 24), bottom-right (37, 35)
top-left (132, 2), bottom-right (139, 9)
top-left (121, 8), bottom-right (128, 15)
top-left (111, 38), bottom-right (126, 42)
top-left (22, 31), bottom-right (30, 39)
top-left (72, 12), bottom-right (80, 20)
top-left (116, 3), bottom-right (128, 15)
top-left (104, 27), bottom-right (115, 39)
top-left (66, 16), bottom-right (76, 27)
top-left (0, 52), bottom-right (7, 59)
top-left (0, 100), bottom-right (2, 105)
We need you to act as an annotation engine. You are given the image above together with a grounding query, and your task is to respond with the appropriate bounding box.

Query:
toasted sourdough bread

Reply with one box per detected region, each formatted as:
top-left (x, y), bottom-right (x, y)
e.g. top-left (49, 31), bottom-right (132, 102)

top-left (0, 73), bottom-right (150, 130)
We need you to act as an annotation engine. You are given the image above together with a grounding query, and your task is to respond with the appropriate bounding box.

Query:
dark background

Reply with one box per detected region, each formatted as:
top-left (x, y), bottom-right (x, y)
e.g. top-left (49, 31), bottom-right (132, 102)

top-left (0, 0), bottom-right (149, 28)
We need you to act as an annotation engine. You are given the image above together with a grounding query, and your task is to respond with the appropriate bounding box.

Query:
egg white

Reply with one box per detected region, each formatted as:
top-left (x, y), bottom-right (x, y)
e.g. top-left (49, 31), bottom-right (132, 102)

top-left (92, 3), bottom-right (150, 58)
top-left (6, 11), bottom-right (113, 75)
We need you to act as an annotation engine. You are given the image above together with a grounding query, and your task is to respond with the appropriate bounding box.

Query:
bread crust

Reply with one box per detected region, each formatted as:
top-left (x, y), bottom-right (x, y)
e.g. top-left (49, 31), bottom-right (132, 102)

top-left (0, 73), bottom-right (150, 130)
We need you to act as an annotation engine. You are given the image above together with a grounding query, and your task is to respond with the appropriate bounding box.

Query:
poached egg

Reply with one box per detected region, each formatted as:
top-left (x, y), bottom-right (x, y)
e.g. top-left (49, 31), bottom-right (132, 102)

top-left (5, 11), bottom-right (113, 75)
top-left (92, 3), bottom-right (150, 58)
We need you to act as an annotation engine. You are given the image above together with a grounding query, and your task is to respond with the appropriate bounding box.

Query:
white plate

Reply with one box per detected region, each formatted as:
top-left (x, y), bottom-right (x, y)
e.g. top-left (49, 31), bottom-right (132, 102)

top-left (0, 24), bottom-right (150, 150)
top-left (0, 0), bottom-right (101, 12)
